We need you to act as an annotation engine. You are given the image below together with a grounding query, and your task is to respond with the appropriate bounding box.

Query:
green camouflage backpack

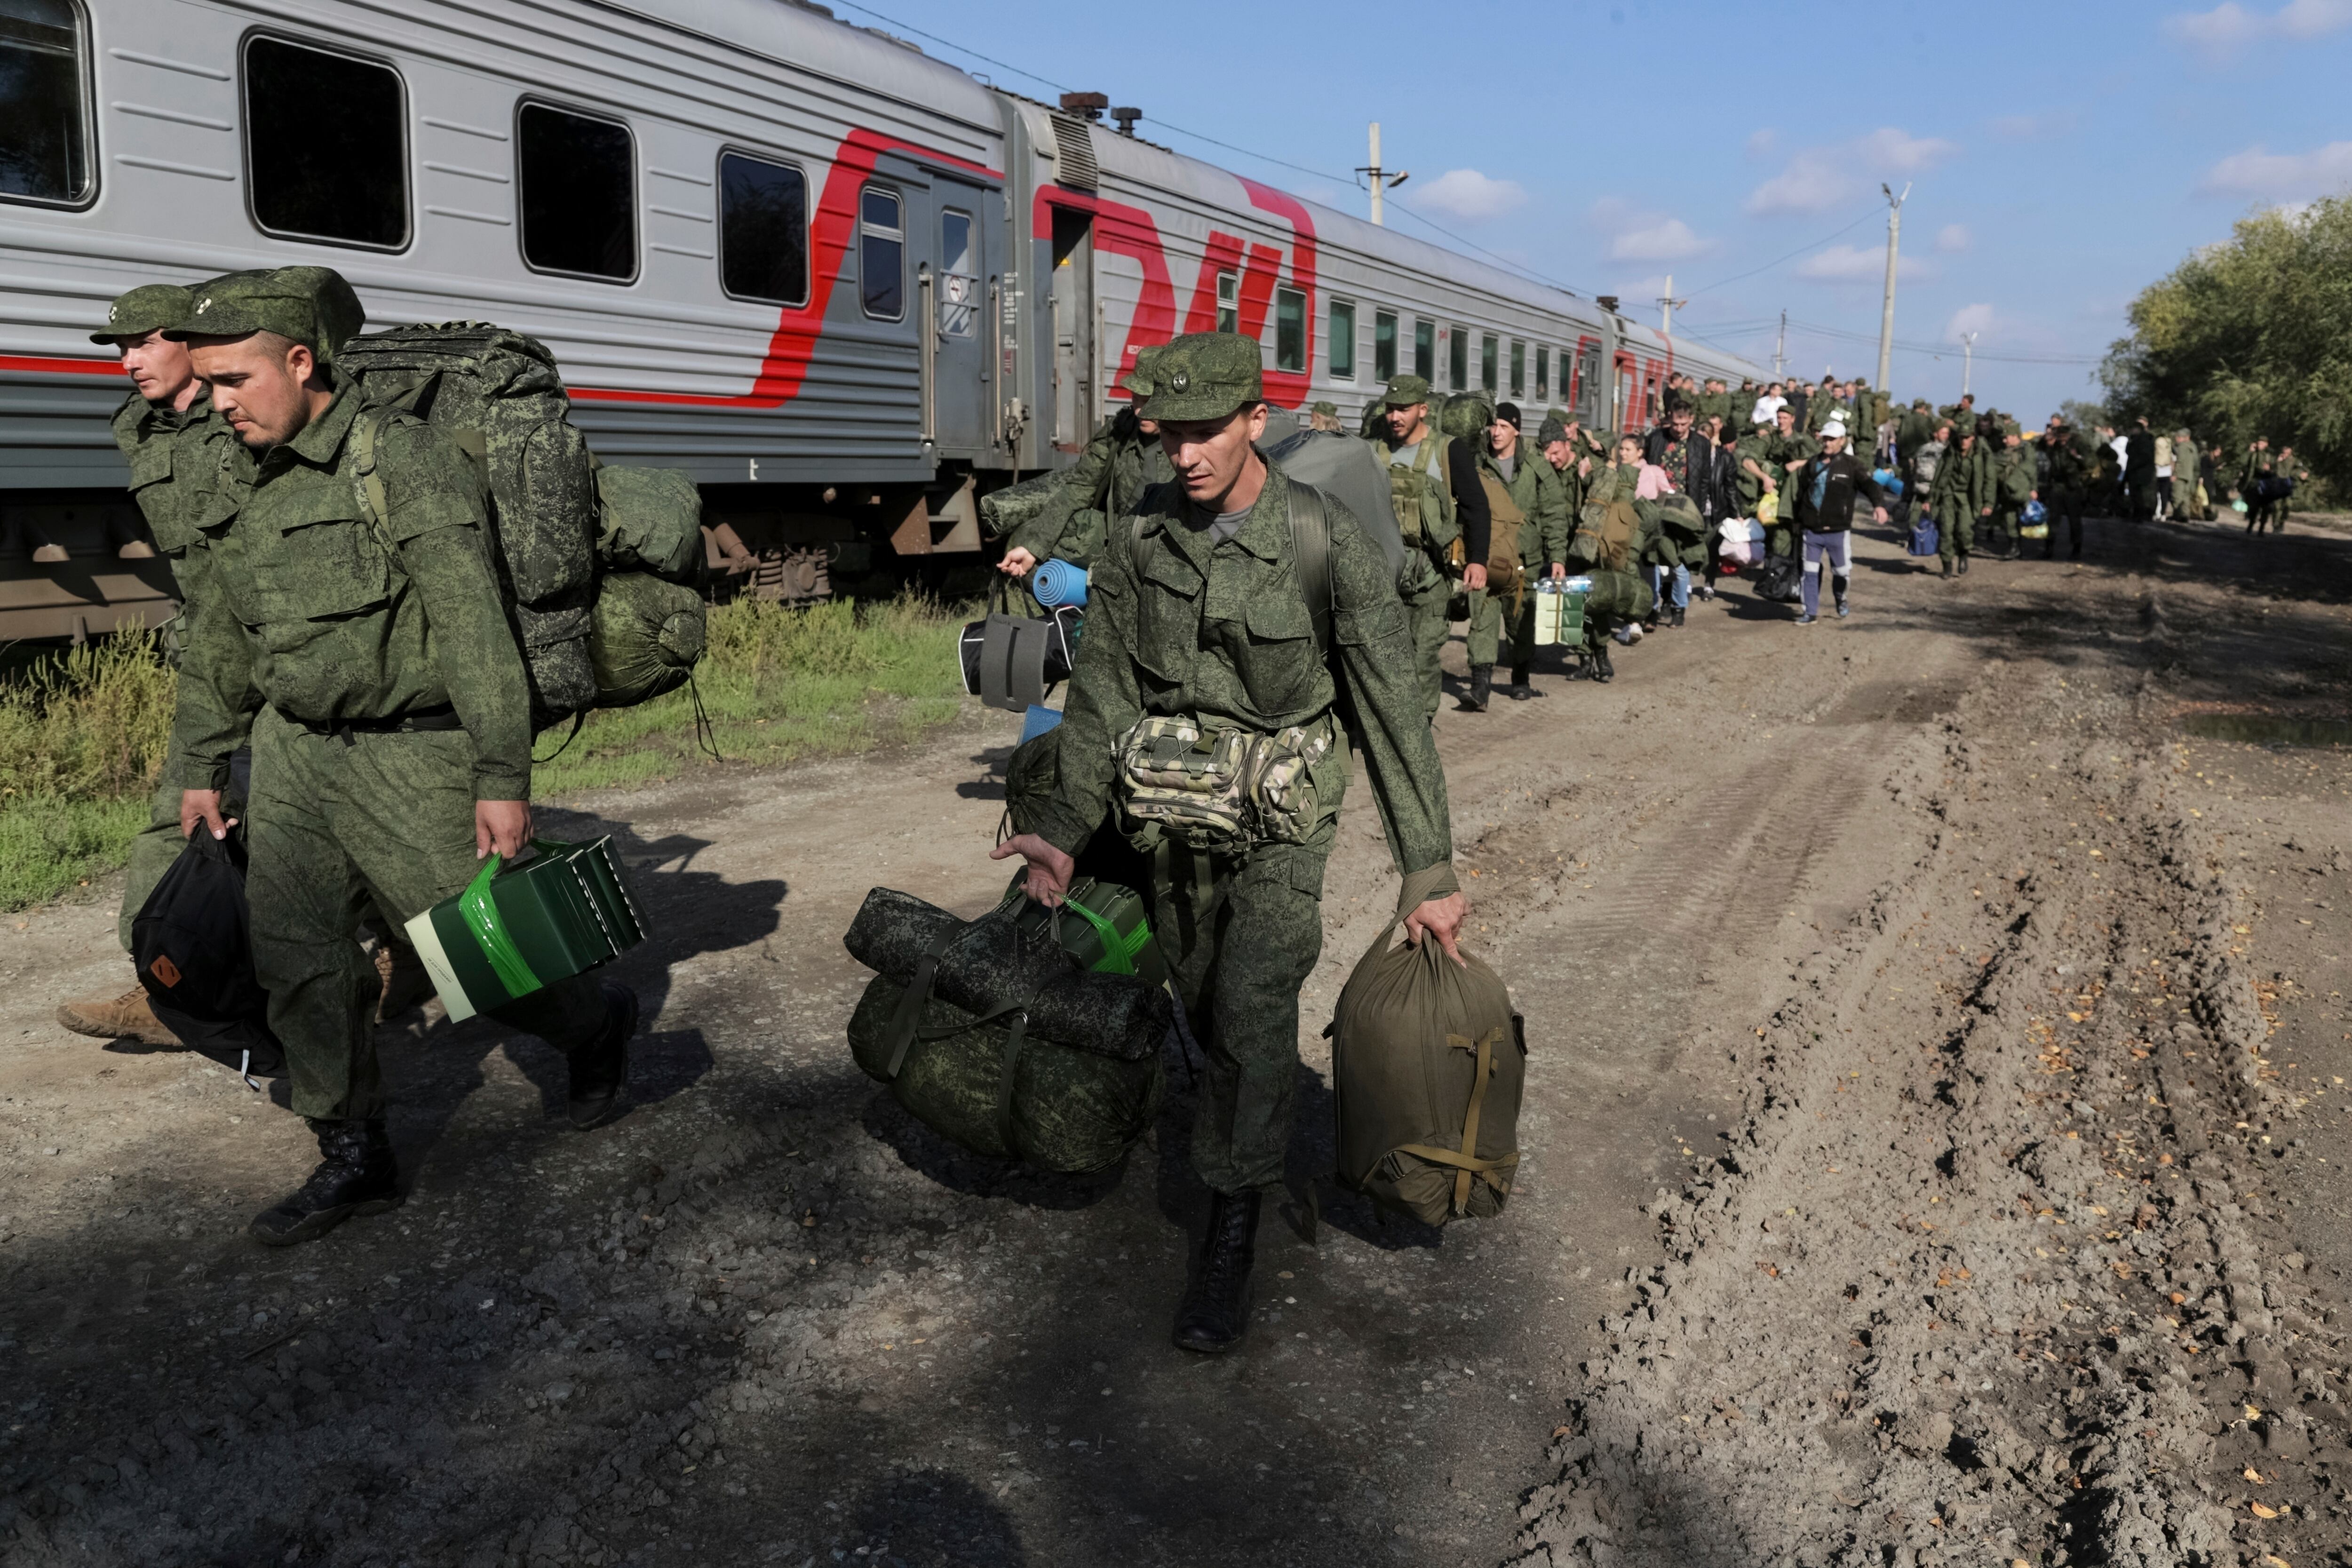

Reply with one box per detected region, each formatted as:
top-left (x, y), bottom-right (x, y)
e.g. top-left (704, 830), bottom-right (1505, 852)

top-left (340, 324), bottom-right (704, 727)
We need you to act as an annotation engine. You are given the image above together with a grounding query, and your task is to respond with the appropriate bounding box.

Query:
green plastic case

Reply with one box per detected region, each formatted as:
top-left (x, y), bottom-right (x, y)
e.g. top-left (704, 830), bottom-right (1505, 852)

top-left (404, 837), bottom-right (645, 1022)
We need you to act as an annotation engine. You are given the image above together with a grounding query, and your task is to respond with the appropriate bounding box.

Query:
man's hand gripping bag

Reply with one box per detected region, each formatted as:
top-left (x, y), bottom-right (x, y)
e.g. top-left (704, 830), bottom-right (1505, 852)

top-left (1330, 875), bottom-right (1525, 1226)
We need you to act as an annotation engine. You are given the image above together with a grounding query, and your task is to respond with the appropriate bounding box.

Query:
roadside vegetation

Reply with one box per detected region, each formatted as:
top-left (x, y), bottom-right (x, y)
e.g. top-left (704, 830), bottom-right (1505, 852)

top-left (0, 592), bottom-right (969, 911)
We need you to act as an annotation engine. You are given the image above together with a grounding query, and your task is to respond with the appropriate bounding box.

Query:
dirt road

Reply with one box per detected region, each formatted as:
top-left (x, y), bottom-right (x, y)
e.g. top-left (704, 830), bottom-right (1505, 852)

top-left (3, 510), bottom-right (2349, 1568)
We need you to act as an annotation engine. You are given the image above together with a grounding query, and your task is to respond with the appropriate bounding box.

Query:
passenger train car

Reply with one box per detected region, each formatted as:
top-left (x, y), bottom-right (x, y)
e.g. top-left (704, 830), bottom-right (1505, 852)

top-left (0, 0), bottom-right (1757, 637)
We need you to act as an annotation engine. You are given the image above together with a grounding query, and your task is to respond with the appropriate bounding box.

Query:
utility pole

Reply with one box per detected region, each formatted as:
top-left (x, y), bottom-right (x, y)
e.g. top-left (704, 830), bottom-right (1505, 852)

top-left (1657, 273), bottom-right (1687, 335)
top-left (1773, 310), bottom-right (1787, 379)
top-left (1355, 123), bottom-right (1409, 227)
top-left (1961, 331), bottom-right (1978, 397)
top-left (1875, 182), bottom-right (1908, 391)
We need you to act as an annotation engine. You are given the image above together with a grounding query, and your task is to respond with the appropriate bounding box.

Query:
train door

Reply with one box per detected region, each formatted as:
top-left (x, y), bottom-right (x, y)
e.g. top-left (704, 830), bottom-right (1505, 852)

top-left (924, 175), bottom-right (996, 460)
top-left (1049, 208), bottom-right (1094, 451)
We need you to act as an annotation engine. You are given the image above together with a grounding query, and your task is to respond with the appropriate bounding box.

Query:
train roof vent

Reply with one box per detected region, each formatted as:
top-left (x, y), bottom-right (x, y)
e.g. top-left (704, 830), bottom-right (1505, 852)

top-left (1050, 113), bottom-right (1098, 191)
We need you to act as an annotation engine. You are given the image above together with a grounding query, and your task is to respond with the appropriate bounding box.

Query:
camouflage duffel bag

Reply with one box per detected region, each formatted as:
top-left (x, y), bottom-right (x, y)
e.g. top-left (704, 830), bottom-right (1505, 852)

top-left (1576, 568), bottom-right (1653, 626)
top-left (847, 973), bottom-right (1162, 1172)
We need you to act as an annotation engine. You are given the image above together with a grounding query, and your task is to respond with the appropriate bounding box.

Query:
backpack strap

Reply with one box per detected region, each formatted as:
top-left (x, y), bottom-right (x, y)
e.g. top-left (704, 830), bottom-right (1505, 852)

top-left (1283, 478), bottom-right (1333, 658)
top-left (350, 406), bottom-right (395, 543)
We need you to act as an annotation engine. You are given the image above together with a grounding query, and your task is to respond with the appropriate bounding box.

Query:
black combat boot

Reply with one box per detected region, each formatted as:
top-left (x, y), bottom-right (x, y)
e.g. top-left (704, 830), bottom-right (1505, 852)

top-left (1459, 665), bottom-right (1493, 712)
top-left (1590, 640), bottom-right (1615, 682)
top-left (1173, 1190), bottom-right (1262, 1353)
top-left (1956, 553), bottom-right (1970, 576)
top-left (566, 982), bottom-right (639, 1130)
top-left (1940, 559), bottom-right (1954, 579)
top-left (251, 1119), bottom-right (401, 1246)
top-left (1670, 604), bottom-right (1686, 629)
top-left (1508, 664), bottom-right (1541, 700)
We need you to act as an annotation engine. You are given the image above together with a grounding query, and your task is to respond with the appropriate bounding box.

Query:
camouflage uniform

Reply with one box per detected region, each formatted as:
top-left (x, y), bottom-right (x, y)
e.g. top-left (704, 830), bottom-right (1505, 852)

top-left (1470, 434), bottom-right (1569, 678)
top-left (98, 287), bottom-right (245, 952)
top-left (1928, 434), bottom-right (1992, 568)
top-left (2040, 425), bottom-right (2092, 559)
top-left (1022, 334), bottom-right (1457, 1197)
top-left (168, 273), bottom-right (615, 1124)
top-left (1374, 374), bottom-right (1483, 722)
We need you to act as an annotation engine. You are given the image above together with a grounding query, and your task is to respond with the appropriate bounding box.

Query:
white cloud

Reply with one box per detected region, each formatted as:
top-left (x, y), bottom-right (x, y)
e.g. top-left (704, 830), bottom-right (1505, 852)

top-left (1946, 303), bottom-right (1997, 342)
top-left (1412, 168), bottom-right (1526, 223)
top-left (1589, 198), bottom-right (1716, 262)
top-left (1746, 128), bottom-right (1959, 216)
top-left (1746, 128), bottom-right (1779, 158)
top-left (1796, 244), bottom-right (1929, 283)
top-left (2167, 0), bottom-right (2352, 54)
top-left (1934, 223), bottom-right (1971, 253)
top-left (2196, 140), bottom-right (2352, 198)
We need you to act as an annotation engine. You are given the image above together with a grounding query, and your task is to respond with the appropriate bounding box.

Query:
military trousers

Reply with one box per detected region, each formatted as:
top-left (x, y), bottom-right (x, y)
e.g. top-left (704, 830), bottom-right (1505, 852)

top-left (1149, 838), bottom-right (1328, 1195)
top-left (1462, 568), bottom-right (1527, 671)
top-left (2043, 488), bottom-right (2084, 557)
top-left (247, 708), bottom-right (611, 1122)
top-left (1935, 504), bottom-right (1976, 564)
top-left (1398, 557), bottom-right (1449, 723)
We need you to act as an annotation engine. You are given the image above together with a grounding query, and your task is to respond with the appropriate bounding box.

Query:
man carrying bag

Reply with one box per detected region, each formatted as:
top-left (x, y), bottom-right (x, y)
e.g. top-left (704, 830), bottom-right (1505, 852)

top-left (993, 333), bottom-right (1467, 1354)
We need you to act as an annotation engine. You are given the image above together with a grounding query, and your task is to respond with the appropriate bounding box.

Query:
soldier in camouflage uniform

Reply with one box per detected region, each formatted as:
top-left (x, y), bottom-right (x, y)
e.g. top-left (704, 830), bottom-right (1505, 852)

top-left (1764, 405), bottom-right (1820, 563)
top-left (993, 333), bottom-right (1466, 1354)
top-left (1472, 402), bottom-right (1570, 700)
top-left (167, 269), bottom-right (640, 1247)
top-left (1372, 374), bottom-right (1490, 722)
top-left (1987, 424), bottom-right (2036, 559)
top-left (1928, 426), bottom-right (1992, 576)
top-left (987, 352), bottom-right (1172, 586)
top-left (2039, 414), bottom-right (2092, 560)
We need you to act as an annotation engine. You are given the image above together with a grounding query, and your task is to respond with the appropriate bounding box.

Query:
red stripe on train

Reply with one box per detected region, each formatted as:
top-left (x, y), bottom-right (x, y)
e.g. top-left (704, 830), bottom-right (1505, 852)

top-left (0, 354), bottom-right (121, 376)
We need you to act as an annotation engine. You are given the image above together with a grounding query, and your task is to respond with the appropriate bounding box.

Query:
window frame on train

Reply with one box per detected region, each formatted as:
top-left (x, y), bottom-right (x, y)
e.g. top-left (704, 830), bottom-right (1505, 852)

top-left (1412, 318), bottom-right (1433, 382)
top-left (1215, 271), bottom-right (1239, 335)
top-left (1535, 344), bottom-right (1549, 402)
top-left (1374, 309), bottom-right (1398, 383)
top-left (0, 0), bottom-right (96, 210)
top-left (1479, 333), bottom-right (1498, 396)
top-left (1327, 298), bottom-right (1356, 381)
top-left (1274, 286), bottom-right (1305, 374)
top-left (938, 206), bottom-right (977, 339)
top-left (240, 32), bottom-right (411, 253)
top-left (1448, 325), bottom-right (1468, 393)
top-left (857, 183), bottom-right (904, 322)
top-left (716, 147), bottom-right (811, 309)
top-left (1510, 339), bottom-right (1525, 400)
top-left (516, 99), bottom-right (639, 286)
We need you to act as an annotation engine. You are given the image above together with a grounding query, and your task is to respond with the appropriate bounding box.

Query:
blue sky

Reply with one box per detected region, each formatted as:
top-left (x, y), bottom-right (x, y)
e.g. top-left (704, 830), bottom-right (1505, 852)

top-left (830, 0), bottom-right (2352, 421)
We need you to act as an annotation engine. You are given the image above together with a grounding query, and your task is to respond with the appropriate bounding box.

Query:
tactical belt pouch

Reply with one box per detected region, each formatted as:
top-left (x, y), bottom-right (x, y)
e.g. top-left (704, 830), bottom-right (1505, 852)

top-left (1114, 715), bottom-right (1334, 852)
top-left (959, 578), bottom-right (1079, 713)
top-left (404, 836), bottom-right (644, 1022)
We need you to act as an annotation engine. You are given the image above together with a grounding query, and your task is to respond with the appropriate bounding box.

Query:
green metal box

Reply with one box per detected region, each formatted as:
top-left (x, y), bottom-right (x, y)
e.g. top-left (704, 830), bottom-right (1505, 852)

top-left (404, 837), bottom-right (646, 1023)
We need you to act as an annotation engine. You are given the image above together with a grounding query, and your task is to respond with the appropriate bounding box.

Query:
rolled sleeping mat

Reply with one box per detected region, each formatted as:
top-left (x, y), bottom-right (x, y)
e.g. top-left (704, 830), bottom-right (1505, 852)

top-left (1031, 557), bottom-right (1089, 608)
top-left (843, 887), bottom-right (1170, 1061)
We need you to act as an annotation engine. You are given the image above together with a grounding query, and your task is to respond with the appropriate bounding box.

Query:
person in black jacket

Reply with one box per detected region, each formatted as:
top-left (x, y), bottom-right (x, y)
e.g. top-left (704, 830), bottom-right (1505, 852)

top-left (1791, 420), bottom-right (1890, 624)
top-left (1703, 414), bottom-right (1739, 599)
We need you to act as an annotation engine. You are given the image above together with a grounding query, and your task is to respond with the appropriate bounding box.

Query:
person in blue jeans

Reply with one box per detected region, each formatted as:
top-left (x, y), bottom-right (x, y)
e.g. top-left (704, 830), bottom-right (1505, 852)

top-left (1790, 420), bottom-right (1891, 624)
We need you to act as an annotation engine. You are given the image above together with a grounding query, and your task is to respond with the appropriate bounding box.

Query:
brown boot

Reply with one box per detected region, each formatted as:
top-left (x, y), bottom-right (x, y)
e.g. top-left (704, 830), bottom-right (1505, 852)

top-left (373, 938), bottom-right (437, 1023)
top-left (57, 985), bottom-right (182, 1047)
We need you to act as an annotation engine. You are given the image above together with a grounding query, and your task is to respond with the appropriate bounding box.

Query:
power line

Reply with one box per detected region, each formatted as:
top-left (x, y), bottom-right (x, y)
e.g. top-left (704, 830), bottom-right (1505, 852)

top-left (1679, 207), bottom-right (1881, 300)
top-left (1783, 316), bottom-right (2101, 366)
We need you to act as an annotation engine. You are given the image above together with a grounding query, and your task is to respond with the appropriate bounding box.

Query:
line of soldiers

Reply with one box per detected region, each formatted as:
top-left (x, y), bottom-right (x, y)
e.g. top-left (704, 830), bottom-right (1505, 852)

top-left (62, 270), bottom-right (642, 1247)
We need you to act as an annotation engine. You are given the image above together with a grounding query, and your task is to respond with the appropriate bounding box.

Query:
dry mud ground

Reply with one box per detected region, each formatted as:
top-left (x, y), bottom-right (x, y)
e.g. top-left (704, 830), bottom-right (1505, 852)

top-left (2, 509), bottom-right (2350, 1568)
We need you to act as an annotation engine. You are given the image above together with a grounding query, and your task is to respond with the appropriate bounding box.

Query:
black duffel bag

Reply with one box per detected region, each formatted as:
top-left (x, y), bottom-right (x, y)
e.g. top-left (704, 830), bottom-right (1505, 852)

top-left (1753, 549), bottom-right (1804, 603)
top-left (131, 826), bottom-right (286, 1089)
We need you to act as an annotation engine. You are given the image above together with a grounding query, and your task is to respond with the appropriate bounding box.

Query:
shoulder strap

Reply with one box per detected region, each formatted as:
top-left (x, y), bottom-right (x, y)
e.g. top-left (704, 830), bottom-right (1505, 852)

top-left (350, 406), bottom-right (396, 546)
top-left (1284, 479), bottom-right (1333, 658)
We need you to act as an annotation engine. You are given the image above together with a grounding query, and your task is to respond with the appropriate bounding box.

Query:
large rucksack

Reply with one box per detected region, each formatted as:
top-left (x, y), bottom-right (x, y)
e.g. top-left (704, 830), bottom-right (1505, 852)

top-left (1262, 428), bottom-right (1406, 583)
top-left (339, 324), bottom-right (706, 728)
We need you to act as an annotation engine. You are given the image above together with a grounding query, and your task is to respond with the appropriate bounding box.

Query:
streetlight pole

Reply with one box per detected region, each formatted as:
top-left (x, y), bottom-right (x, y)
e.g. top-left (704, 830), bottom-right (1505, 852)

top-left (1875, 182), bottom-right (1909, 392)
top-left (1961, 331), bottom-right (1978, 398)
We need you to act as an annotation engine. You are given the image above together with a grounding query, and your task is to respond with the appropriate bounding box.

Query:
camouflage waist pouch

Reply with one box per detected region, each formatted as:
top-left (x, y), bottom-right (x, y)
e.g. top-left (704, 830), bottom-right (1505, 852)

top-left (1115, 715), bottom-right (1335, 851)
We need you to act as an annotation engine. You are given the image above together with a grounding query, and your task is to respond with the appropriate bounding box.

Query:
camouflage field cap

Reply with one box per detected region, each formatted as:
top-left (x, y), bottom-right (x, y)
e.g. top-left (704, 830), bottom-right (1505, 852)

top-left (1382, 374), bottom-right (1433, 408)
top-left (89, 284), bottom-right (195, 343)
top-left (1310, 399), bottom-right (1338, 417)
top-left (1133, 332), bottom-right (1262, 422)
top-left (167, 266), bottom-right (366, 364)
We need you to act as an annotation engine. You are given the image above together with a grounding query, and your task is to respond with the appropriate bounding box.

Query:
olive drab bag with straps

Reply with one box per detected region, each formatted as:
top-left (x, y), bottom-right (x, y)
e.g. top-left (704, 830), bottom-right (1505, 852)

top-left (340, 323), bottom-right (707, 728)
top-left (1328, 868), bottom-right (1526, 1226)
top-left (1387, 432), bottom-right (1459, 551)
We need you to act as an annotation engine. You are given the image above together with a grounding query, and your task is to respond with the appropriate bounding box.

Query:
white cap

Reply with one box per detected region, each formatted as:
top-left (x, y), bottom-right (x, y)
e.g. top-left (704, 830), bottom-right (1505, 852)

top-left (1821, 420), bottom-right (1848, 439)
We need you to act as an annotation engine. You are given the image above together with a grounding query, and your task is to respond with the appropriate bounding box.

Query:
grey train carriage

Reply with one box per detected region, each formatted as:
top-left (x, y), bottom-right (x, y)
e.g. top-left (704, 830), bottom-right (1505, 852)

top-left (0, 0), bottom-right (1757, 640)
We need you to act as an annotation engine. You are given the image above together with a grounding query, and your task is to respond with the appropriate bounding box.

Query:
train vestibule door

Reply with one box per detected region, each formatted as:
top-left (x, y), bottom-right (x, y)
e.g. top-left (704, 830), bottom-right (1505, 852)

top-left (1049, 208), bottom-right (1094, 452)
top-left (924, 175), bottom-right (995, 460)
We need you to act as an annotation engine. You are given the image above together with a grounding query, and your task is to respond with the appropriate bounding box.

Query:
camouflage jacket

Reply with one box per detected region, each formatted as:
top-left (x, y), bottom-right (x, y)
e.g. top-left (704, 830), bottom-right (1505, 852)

top-left (2042, 434), bottom-right (2096, 491)
top-left (1479, 447), bottom-right (1570, 572)
top-left (1025, 455), bottom-right (1457, 891)
top-left (1995, 446), bottom-right (2037, 508)
top-left (111, 389), bottom-right (234, 571)
top-left (1928, 439), bottom-right (1994, 513)
top-left (988, 408), bottom-right (1170, 567)
top-left (172, 382), bottom-right (534, 801)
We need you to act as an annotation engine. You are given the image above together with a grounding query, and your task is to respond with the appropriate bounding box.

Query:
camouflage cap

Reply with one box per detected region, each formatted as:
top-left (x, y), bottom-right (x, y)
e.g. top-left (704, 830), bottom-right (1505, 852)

top-left (89, 284), bottom-right (195, 343)
top-left (166, 265), bottom-right (366, 364)
top-left (1382, 374), bottom-right (1433, 408)
top-left (1310, 399), bottom-right (1338, 417)
top-left (1132, 332), bottom-right (1261, 422)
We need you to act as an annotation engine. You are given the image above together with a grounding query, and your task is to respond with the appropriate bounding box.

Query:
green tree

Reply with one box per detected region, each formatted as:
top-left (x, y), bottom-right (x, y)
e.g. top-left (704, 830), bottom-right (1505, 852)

top-left (2101, 197), bottom-right (2352, 499)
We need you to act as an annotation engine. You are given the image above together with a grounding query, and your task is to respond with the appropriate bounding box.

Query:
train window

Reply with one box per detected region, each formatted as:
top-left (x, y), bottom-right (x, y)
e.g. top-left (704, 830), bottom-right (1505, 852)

top-left (938, 208), bottom-right (976, 337)
top-left (1447, 328), bottom-right (1466, 392)
top-left (1327, 300), bottom-right (1355, 380)
top-left (244, 37), bottom-right (407, 248)
top-left (1216, 271), bottom-right (1238, 334)
top-left (519, 103), bottom-right (636, 281)
top-left (1412, 319), bottom-right (1433, 381)
top-left (718, 151), bottom-right (809, 306)
top-left (1510, 340), bottom-right (1525, 399)
top-left (0, 0), bottom-right (91, 207)
top-left (1374, 310), bottom-right (1397, 382)
top-left (1535, 345), bottom-right (1549, 401)
top-left (858, 185), bottom-right (903, 320)
top-left (1274, 287), bottom-right (1305, 374)
top-left (1479, 334), bottom-right (1497, 394)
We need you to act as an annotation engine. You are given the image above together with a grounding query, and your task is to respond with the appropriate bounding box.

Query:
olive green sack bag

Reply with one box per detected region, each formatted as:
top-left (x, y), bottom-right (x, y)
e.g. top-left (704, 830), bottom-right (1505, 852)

top-left (1329, 868), bottom-right (1526, 1225)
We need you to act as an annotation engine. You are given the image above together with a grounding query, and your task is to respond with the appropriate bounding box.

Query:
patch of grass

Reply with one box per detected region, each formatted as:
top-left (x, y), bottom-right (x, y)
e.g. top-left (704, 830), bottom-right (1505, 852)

top-left (0, 634), bottom-right (177, 910)
top-left (502, 591), bottom-right (971, 798)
